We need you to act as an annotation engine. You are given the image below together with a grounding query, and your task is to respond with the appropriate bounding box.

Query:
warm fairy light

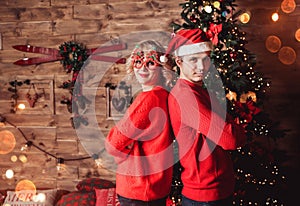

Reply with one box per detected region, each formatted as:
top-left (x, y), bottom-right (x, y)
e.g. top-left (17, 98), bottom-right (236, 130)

top-left (11, 155), bottom-right (18, 162)
top-left (19, 154), bottom-right (28, 163)
top-left (56, 158), bottom-right (66, 171)
top-left (239, 12), bottom-right (251, 24)
top-left (17, 103), bottom-right (26, 110)
top-left (21, 141), bottom-right (33, 152)
top-left (5, 169), bottom-right (14, 179)
top-left (271, 12), bottom-right (279, 22)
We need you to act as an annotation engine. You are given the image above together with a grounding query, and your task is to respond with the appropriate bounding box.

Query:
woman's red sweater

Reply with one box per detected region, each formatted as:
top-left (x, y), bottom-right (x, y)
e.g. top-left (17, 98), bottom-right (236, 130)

top-left (106, 86), bottom-right (174, 201)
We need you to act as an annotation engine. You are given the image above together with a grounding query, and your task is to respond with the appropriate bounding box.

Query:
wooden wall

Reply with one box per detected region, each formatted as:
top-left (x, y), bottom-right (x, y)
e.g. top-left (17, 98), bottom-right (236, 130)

top-left (0, 0), bottom-right (182, 191)
top-left (0, 0), bottom-right (299, 195)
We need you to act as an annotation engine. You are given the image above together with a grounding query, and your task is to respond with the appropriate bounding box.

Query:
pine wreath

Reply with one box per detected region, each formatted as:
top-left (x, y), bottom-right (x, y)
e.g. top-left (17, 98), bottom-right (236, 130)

top-left (59, 41), bottom-right (88, 73)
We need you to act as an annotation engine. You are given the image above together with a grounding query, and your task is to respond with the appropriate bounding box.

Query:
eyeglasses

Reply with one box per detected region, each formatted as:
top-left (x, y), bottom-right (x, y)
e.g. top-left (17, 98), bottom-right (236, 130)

top-left (132, 59), bottom-right (160, 69)
top-left (131, 50), bottom-right (162, 69)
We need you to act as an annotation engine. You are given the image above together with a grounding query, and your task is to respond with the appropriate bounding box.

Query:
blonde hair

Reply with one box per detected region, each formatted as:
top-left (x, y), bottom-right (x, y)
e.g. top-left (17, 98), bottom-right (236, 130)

top-left (126, 39), bottom-right (177, 90)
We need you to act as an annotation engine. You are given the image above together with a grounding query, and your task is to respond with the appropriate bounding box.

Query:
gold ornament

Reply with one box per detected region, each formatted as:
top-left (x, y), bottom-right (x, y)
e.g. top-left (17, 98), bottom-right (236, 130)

top-left (239, 91), bottom-right (257, 103)
top-left (226, 90), bottom-right (237, 101)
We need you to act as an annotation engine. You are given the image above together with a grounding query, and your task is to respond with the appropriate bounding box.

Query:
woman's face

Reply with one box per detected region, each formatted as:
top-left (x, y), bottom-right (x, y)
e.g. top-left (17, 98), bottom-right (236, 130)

top-left (132, 51), bottom-right (161, 90)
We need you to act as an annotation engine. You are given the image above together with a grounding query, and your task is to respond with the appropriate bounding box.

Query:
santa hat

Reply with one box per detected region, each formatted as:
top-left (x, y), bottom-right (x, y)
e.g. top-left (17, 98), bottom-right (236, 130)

top-left (166, 28), bottom-right (212, 57)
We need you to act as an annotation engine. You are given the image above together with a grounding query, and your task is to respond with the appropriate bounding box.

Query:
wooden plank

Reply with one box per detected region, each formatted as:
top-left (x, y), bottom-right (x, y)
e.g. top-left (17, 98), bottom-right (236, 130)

top-left (1, 0), bottom-right (50, 8)
top-left (0, 7), bottom-right (73, 22)
top-left (75, 32), bottom-right (113, 48)
top-left (56, 180), bottom-right (78, 191)
top-left (3, 35), bottom-right (75, 50)
top-left (78, 166), bottom-right (116, 182)
top-left (56, 127), bottom-right (78, 141)
top-left (16, 127), bottom-right (56, 140)
top-left (3, 114), bottom-right (55, 126)
top-left (0, 62), bottom-right (65, 77)
top-left (51, 140), bottom-right (78, 154)
top-left (0, 33), bottom-right (2, 50)
top-left (0, 21), bottom-right (52, 37)
top-left (74, 4), bottom-right (108, 19)
top-left (53, 19), bottom-right (108, 35)
top-left (51, 0), bottom-right (107, 7)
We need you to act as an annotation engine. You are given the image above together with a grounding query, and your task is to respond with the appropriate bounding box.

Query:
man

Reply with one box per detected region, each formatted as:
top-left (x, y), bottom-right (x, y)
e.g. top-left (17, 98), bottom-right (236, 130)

top-left (166, 28), bottom-right (247, 206)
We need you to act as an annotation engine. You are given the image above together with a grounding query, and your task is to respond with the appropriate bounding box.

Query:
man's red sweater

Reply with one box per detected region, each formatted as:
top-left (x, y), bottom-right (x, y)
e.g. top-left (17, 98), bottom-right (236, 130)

top-left (168, 79), bottom-right (246, 202)
top-left (106, 86), bottom-right (174, 201)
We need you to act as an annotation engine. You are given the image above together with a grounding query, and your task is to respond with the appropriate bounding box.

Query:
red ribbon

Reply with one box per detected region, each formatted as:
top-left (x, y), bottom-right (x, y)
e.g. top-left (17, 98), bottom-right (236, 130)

top-left (206, 23), bottom-right (222, 45)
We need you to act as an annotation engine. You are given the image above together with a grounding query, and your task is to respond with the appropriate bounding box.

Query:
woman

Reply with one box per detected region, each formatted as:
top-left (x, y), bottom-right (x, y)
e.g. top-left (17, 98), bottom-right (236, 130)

top-left (105, 40), bottom-right (175, 206)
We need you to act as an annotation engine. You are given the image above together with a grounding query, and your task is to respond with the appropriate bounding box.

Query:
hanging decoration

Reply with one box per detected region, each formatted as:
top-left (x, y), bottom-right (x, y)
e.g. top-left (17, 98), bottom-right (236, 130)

top-left (12, 43), bottom-right (127, 66)
top-left (7, 79), bottom-right (31, 113)
top-left (12, 41), bottom-right (128, 128)
top-left (58, 41), bottom-right (88, 73)
top-left (26, 83), bottom-right (40, 108)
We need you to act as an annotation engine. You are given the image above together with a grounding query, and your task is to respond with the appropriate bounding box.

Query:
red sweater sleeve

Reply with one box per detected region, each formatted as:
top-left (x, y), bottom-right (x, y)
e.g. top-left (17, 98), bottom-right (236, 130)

top-left (169, 82), bottom-right (246, 150)
top-left (106, 89), bottom-right (168, 163)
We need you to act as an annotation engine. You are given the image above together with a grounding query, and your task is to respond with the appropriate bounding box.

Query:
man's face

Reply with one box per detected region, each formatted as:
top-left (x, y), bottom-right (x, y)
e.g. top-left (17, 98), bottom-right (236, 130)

top-left (176, 52), bottom-right (211, 84)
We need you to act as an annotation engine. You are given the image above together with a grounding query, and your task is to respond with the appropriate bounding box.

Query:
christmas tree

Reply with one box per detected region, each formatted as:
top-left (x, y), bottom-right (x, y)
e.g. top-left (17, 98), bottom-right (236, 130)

top-left (169, 0), bottom-right (287, 205)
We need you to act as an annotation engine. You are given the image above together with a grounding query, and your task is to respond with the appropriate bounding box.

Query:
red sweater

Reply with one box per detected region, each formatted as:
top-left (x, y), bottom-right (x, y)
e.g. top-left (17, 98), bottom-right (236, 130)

top-left (106, 86), bottom-right (173, 201)
top-left (168, 79), bottom-right (246, 201)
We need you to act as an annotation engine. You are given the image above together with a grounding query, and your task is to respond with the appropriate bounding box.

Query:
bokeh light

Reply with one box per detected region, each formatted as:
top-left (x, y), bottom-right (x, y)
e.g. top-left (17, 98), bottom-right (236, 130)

top-left (265, 35), bottom-right (282, 53)
top-left (5, 169), bottom-right (14, 179)
top-left (15, 179), bottom-right (36, 201)
top-left (281, 0), bottom-right (296, 14)
top-left (0, 130), bottom-right (16, 154)
top-left (271, 12), bottom-right (279, 22)
top-left (239, 12), bottom-right (251, 24)
top-left (278, 46), bottom-right (296, 65)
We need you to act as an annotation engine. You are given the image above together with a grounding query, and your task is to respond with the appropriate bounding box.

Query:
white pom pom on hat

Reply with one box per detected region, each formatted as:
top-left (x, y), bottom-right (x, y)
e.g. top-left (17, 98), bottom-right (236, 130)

top-left (159, 55), bottom-right (168, 63)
